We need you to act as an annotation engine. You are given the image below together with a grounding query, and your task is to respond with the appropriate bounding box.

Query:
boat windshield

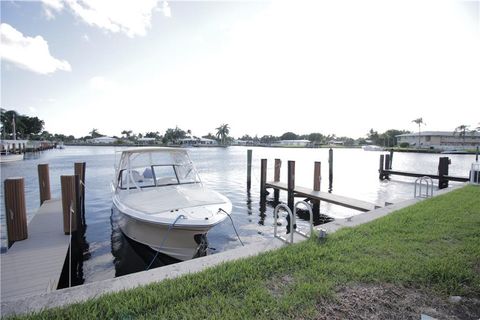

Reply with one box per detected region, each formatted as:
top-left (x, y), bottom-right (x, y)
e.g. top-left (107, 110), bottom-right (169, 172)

top-left (117, 150), bottom-right (201, 190)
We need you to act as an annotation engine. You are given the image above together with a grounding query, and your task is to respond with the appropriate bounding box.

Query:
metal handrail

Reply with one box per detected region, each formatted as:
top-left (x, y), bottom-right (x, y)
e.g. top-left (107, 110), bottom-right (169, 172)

top-left (293, 200), bottom-right (314, 239)
top-left (274, 204), bottom-right (294, 244)
top-left (414, 176), bottom-right (433, 198)
top-left (274, 201), bottom-right (315, 243)
top-left (470, 162), bottom-right (480, 185)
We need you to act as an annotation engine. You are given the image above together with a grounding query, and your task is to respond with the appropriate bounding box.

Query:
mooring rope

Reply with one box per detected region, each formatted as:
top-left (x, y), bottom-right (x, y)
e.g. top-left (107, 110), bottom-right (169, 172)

top-left (145, 214), bottom-right (186, 271)
top-left (69, 203), bottom-right (73, 288)
top-left (218, 208), bottom-right (244, 246)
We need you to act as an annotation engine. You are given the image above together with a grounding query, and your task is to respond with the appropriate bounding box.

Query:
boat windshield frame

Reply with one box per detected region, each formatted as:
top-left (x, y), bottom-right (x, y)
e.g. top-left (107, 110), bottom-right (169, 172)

top-left (117, 164), bottom-right (200, 190)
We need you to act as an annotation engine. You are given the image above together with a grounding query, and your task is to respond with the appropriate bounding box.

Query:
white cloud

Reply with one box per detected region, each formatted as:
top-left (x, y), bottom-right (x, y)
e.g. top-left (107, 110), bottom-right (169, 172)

top-left (89, 76), bottom-right (114, 91)
top-left (42, 0), bottom-right (64, 19)
top-left (0, 23), bottom-right (71, 74)
top-left (158, 1), bottom-right (171, 18)
top-left (42, 0), bottom-right (163, 37)
top-left (82, 33), bottom-right (89, 41)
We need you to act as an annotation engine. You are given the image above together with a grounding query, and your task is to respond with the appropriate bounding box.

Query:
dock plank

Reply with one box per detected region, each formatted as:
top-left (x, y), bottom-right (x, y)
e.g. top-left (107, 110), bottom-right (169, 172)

top-left (266, 181), bottom-right (380, 212)
top-left (1, 199), bottom-right (70, 302)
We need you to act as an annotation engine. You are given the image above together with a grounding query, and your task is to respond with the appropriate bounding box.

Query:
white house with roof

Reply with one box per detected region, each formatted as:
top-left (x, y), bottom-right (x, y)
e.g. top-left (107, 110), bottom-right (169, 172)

top-left (396, 131), bottom-right (480, 150)
top-left (177, 136), bottom-right (219, 147)
top-left (273, 139), bottom-right (311, 147)
top-left (90, 136), bottom-right (118, 144)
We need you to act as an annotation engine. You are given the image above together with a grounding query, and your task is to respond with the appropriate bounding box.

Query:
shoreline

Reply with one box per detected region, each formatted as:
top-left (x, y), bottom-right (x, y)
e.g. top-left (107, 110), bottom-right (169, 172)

top-left (62, 143), bottom-right (479, 154)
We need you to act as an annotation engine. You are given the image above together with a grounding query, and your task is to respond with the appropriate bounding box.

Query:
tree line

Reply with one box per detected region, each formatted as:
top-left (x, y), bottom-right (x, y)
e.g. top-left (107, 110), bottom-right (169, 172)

top-left (2, 109), bottom-right (478, 146)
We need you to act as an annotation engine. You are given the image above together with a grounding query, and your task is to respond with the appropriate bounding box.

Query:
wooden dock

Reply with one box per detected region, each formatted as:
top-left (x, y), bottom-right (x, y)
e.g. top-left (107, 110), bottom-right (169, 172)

top-left (1, 199), bottom-right (70, 301)
top-left (266, 181), bottom-right (381, 212)
top-left (378, 154), bottom-right (469, 189)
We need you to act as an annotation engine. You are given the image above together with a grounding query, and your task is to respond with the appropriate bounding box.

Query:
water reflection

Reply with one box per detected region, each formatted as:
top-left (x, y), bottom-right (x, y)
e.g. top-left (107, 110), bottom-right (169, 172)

top-left (58, 203), bottom-right (90, 289)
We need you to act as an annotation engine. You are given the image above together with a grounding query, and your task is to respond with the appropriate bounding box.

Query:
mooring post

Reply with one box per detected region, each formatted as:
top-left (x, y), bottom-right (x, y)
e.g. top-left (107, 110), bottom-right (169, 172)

top-left (12, 143), bottom-right (16, 154)
top-left (247, 149), bottom-right (252, 190)
top-left (313, 161), bottom-right (321, 215)
top-left (37, 164), bottom-right (51, 205)
top-left (61, 175), bottom-right (80, 234)
top-left (384, 154), bottom-right (391, 179)
top-left (274, 158), bottom-right (281, 202)
top-left (389, 149), bottom-right (394, 169)
top-left (476, 146), bottom-right (479, 162)
top-left (74, 162), bottom-right (86, 224)
top-left (4, 177), bottom-right (28, 247)
top-left (438, 157), bottom-right (450, 189)
top-left (287, 161), bottom-right (295, 211)
top-left (328, 148), bottom-right (333, 191)
top-left (379, 154), bottom-right (385, 180)
top-left (260, 158), bottom-right (267, 199)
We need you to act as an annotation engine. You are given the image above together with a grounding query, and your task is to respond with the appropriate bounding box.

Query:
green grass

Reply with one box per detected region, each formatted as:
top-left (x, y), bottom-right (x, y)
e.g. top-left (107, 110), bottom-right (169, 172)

top-left (14, 186), bottom-right (480, 319)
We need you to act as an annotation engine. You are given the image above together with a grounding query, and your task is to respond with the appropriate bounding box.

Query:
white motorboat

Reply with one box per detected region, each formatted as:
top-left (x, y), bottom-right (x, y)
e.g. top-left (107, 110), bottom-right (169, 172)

top-left (362, 145), bottom-right (385, 151)
top-left (112, 147), bottom-right (231, 261)
top-left (0, 153), bottom-right (24, 163)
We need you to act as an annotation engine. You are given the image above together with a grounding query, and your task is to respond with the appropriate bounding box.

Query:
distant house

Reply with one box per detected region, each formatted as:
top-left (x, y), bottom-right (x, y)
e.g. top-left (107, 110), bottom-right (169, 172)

top-left (273, 140), bottom-right (311, 147)
top-left (137, 137), bottom-right (157, 144)
top-left (396, 131), bottom-right (480, 150)
top-left (197, 138), bottom-right (218, 146)
top-left (232, 140), bottom-right (255, 146)
top-left (178, 136), bottom-right (219, 147)
top-left (90, 136), bottom-right (118, 144)
top-left (327, 140), bottom-right (345, 146)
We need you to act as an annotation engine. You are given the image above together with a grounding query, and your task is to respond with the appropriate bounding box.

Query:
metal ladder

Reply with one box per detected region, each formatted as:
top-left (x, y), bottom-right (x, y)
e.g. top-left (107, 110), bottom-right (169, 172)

top-left (274, 201), bottom-right (314, 244)
top-left (414, 176), bottom-right (434, 198)
top-left (470, 162), bottom-right (480, 185)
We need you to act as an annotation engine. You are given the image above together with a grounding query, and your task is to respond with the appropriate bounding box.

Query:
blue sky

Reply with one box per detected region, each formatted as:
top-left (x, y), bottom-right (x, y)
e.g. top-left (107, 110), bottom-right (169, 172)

top-left (1, 0), bottom-right (479, 138)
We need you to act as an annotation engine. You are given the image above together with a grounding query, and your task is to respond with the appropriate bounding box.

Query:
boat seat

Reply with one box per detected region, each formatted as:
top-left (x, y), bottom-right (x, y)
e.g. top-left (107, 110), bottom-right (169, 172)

top-left (131, 170), bottom-right (144, 182)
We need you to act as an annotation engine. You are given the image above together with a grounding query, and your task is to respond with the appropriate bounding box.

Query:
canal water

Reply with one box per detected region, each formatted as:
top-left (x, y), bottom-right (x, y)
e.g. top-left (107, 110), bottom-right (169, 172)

top-left (0, 146), bottom-right (476, 282)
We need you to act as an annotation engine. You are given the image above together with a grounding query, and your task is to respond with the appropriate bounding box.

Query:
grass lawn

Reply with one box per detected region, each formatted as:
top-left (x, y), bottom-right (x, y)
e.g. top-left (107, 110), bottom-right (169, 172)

top-left (13, 185), bottom-right (480, 319)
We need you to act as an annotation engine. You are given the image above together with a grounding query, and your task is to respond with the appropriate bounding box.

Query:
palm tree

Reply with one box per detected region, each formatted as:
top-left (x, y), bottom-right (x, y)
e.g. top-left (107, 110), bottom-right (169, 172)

top-left (454, 124), bottom-right (469, 146)
top-left (89, 128), bottom-right (102, 138)
top-left (121, 130), bottom-right (133, 139)
top-left (412, 118), bottom-right (425, 147)
top-left (215, 124), bottom-right (230, 145)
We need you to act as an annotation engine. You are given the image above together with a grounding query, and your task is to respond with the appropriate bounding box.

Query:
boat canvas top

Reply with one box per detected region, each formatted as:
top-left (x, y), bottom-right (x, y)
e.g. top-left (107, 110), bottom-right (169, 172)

top-left (116, 147), bottom-right (193, 170)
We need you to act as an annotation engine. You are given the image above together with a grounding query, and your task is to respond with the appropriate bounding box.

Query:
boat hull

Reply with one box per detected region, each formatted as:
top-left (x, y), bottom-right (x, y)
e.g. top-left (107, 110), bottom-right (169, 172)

top-left (114, 205), bottom-right (212, 261)
top-left (0, 154), bottom-right (24, 163)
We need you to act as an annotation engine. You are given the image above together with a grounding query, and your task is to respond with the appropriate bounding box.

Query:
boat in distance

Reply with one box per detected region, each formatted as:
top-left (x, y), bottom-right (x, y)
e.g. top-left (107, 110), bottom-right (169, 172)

top-left (362, 145), bottom-right (385, 151)
top-left (0, 153), bottom-right (24, 163)
top-left (112, 147), bottom-right (231, 261)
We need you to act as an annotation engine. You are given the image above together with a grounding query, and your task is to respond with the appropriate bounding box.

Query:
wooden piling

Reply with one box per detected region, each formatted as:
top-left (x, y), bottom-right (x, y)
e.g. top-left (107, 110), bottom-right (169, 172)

top-left (247, 149), bottom-right (252, 190)
top-left (389, 149), bottom-right (393, 169)
top-left (4, 177), bottom-right (28, 247)
top-left (12, 143), bottom-right (16, 154)
top-left (287, 161), bottom-right (295, 211)
top-left (38, 164), bottom-right (51, 205)
top-left (328, 148), bottom-right (333, 191)
top-left (438, 157), bottom-right (450, 189)
top-left (274, 158), bottom-right (281, 202)
top-left (379, 154), bottom-right (385, 180)
top-left (384, 154), bottom-right (391, 179)
top-left (74, 162), bottom-right (86, 219)
top-left (313, 161), bottom-right (321, 214)
top-left (61, 175), bottom-right (79, 234)
top-left (260, 159), bottom-right (267, 198)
